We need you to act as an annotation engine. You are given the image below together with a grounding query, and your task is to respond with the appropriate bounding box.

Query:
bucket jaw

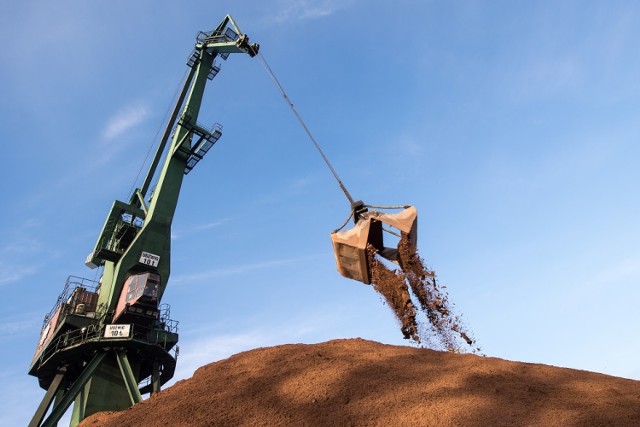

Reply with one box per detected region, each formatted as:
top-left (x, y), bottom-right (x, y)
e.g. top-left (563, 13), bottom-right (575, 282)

top-left (330, 206), bottom-right (417, 284)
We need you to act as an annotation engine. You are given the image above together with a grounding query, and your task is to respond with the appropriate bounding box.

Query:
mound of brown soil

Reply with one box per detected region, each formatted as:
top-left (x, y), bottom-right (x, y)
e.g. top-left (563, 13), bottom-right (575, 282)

top-left (81, 339), bottom-right (640, 427)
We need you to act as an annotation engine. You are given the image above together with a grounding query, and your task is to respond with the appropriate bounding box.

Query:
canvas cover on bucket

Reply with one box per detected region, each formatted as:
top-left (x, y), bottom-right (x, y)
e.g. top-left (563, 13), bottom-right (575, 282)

top-left (331, 206), bottom-right (418, 284)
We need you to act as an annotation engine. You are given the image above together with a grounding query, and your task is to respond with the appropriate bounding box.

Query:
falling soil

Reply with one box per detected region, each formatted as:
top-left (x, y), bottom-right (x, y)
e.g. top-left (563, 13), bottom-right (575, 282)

top-left (367, 232), bottom-right (477, 353)
top-left (366, 244), bottom-right (419, 341)
top-left (80, 339), bottom-right (640, 427)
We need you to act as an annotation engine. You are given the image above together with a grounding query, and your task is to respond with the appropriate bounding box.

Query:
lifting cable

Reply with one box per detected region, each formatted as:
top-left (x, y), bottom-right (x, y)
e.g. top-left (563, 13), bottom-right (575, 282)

top-left (128, 68), bottom-right (191, 200)
top-left (332, 204), bottom-right (412, 233)
top-left (255, 51), bottom-right (355, 205)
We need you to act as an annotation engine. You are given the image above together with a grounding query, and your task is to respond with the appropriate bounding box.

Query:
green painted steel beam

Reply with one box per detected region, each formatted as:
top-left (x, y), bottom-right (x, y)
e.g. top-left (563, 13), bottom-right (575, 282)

top-left (115, 351), bottom-right (143, 405)
top-left (138, 64), bottom-right (198, 200)
top-left (41, 352), bottom-right (106, 427)
top-left (98, 38), bottom-right (216, 316)
top-left (152, 362), bottom-right (161, 395)
top-left (28, 367), bottom-right (66, 427)
top-left (94, 13), bottom-right (259, 317)
top-left (201, 41), bottom-right (245, 53)
top-left (135, 189), bottom-right (149, 215)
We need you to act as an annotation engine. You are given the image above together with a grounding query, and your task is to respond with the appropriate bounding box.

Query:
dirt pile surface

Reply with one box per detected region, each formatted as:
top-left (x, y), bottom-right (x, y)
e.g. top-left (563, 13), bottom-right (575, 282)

top-left (81, 339), bottom-right (640, 427)
top-left (367, 232), bottom-right (477, 352)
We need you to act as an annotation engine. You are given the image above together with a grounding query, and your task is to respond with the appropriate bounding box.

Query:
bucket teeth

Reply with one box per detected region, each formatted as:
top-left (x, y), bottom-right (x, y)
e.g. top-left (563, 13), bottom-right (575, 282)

top-left (331, 206), bottom-right (417, 284)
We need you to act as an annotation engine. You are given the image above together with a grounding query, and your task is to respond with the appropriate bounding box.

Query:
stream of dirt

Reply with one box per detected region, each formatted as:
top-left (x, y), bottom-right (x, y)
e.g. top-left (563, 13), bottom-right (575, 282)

top-left (366, 233), bottom-right (478, 353)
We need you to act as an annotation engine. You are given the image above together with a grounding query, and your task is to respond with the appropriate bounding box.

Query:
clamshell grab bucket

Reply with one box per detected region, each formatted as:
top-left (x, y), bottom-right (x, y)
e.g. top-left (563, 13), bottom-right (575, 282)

top-left (331, 206), bottom-right (418, 284)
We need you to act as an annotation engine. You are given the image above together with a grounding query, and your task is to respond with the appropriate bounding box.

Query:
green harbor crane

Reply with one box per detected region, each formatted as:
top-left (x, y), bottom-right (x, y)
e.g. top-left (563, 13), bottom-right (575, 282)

top-left (28, 15), bottom-right (258, 427)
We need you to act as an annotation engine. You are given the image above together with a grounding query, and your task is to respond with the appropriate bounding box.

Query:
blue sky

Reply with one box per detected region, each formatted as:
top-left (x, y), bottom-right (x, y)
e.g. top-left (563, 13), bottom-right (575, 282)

top-left (2, 1), bottom-right (640, 424)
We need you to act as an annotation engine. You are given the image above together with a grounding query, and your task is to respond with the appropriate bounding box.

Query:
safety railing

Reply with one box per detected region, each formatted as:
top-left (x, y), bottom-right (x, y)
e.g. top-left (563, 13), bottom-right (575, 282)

top-left (34, 317), bottom-right (179, 372)
top-left (35, 322), bottom-right (105, 369)
top-left (41, 276), bottom-right (100, 330)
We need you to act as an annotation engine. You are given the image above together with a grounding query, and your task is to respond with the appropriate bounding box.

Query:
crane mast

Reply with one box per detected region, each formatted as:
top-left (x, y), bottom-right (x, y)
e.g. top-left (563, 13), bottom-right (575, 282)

top-left (28, 15), bottom-right (258, 427)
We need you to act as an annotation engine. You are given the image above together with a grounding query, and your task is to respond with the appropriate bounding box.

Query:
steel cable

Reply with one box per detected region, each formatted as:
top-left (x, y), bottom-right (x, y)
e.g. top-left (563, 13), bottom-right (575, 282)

top-left (128, 68), bottom-right (190, 199)
top-left (255, 51), bottom-right (355, 205)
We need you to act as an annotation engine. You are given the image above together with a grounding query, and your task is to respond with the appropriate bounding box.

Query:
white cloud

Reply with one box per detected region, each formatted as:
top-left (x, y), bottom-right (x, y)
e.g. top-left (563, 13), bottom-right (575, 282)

top-left (0, 315), bottom-right (42, 337)
top-left (517, 55), bottom-right (585, 98)
top-left (171, 219), bottom-right (230, 241)
top-left (193, 220), bottom-right (228, 231)
top-left (172, 255), bottom-right (319, 285)
top-left (102, 103), bottom-right (150, 141)
top-left (0, 222), bottom-right (43, 286)
top-left (584, 254), bottom-right (640, 291)
top-left (173, 331), bottom-right (275, 381)
top-left (0, 263), bottom-right (38, 286)
top-left (269, 0), bottom-right (352, 23)
top-left (1, 236), bottom-right (42, 254)
top-left (387, 133), bottom-right (428, 182)
top-left (171, 311), bottom-right (340, 382)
